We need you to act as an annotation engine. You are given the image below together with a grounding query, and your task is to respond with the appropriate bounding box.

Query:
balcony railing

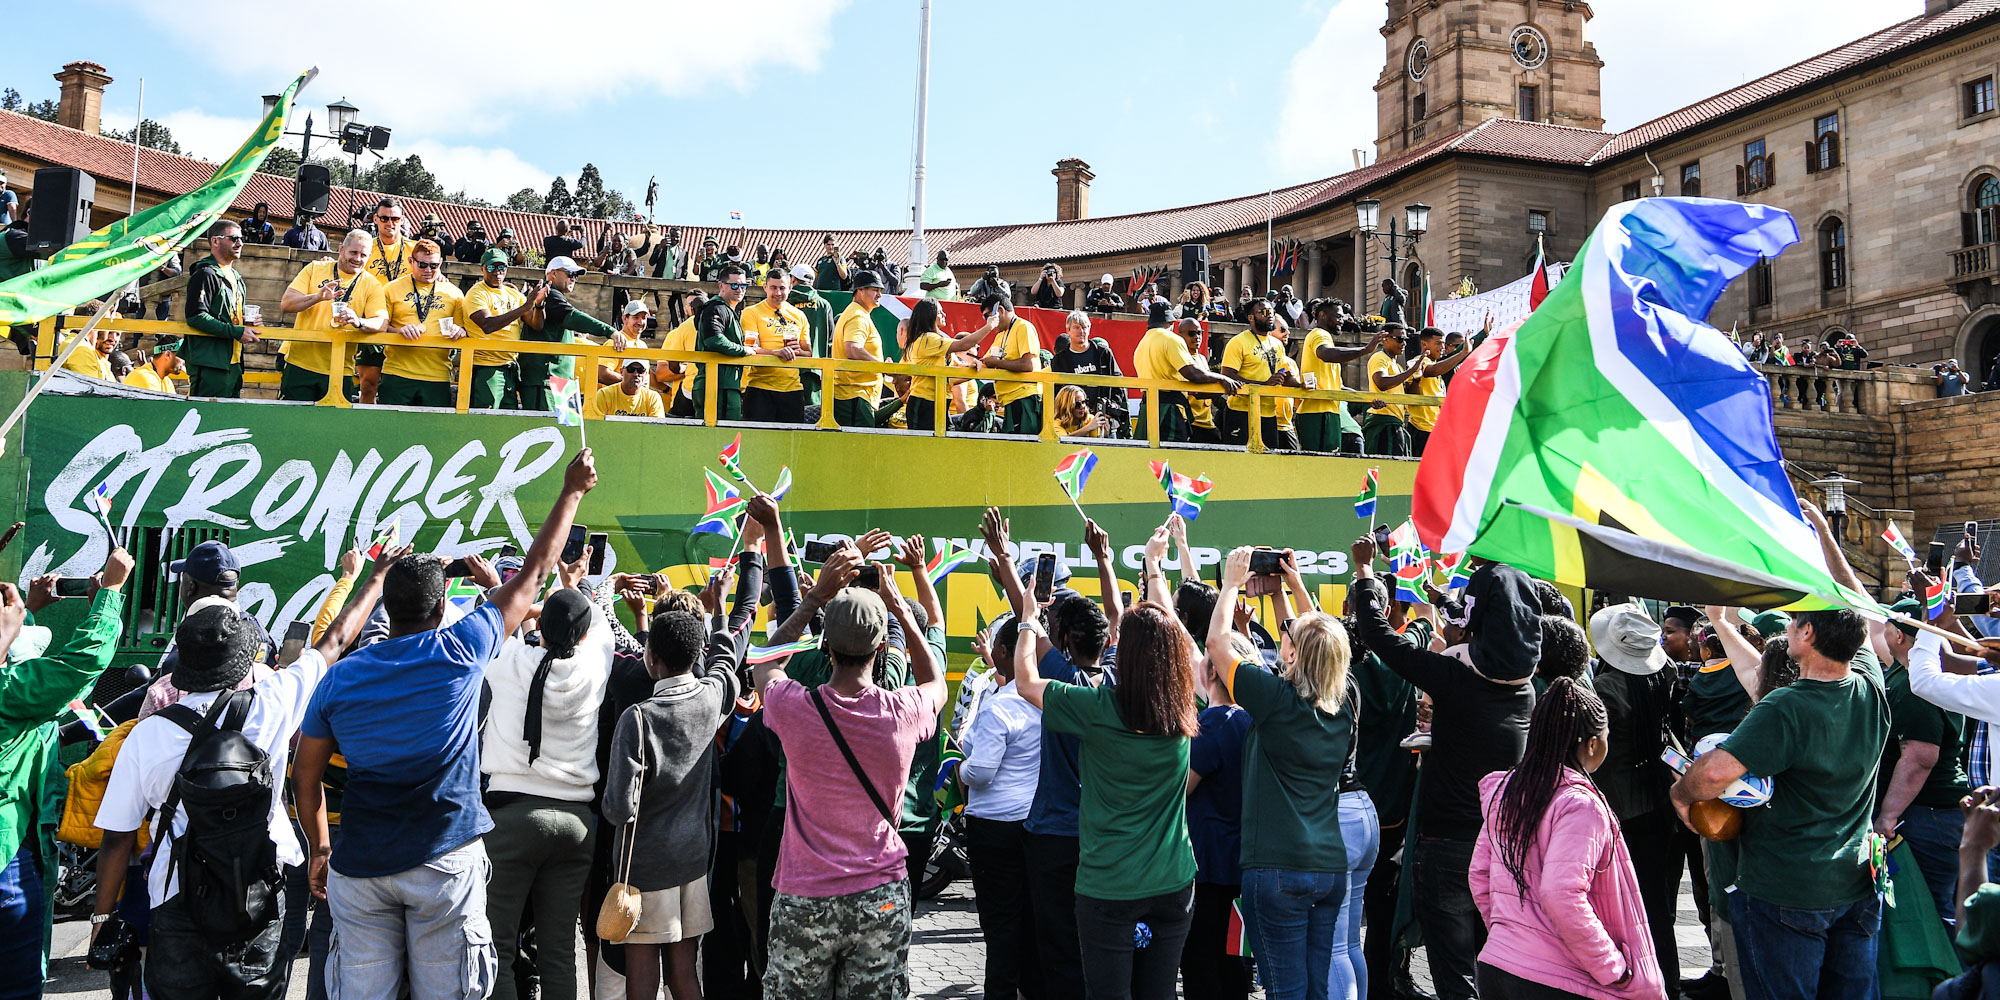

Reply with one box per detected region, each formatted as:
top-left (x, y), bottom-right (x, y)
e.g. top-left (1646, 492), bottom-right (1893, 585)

top-left (33, 316), bottom-right (1439, 457)
top-left (1756, 363), bottom-right (1876, 416)
top-left (1952, 243), bottom-right (1999, 284)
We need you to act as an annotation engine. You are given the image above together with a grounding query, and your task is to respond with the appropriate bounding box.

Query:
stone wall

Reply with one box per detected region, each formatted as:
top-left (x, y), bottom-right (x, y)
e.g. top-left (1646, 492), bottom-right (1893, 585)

top-left (1892, 390), bottom-right (2000, 537)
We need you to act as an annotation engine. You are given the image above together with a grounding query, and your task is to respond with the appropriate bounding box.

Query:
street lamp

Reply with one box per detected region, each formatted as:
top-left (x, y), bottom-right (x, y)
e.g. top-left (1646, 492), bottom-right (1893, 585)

top-left (1813, 470), bottom-right (1861, 540)
top-left (1356, 198), bottom-right (1429, 312)
top-left (325, 98), bottom-right (358, 135)
top-left (1356, 198), bottom-right (1381, 235)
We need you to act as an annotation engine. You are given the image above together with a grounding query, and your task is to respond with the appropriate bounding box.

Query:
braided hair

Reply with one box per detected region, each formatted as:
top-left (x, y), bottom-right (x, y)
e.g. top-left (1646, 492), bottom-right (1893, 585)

top-left (1491, 677), bottom-right (1609, 896)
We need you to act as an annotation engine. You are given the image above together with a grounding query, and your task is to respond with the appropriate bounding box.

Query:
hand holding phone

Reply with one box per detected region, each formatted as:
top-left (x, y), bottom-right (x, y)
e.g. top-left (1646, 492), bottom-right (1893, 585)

top-left (53, 577), bottom-right (93, 599)
top-left (562, 524), bottom-right (589, 564)
top-left (1248, 548), bottom-right (1285, 577)
top-left (587, 532), bottom-right (609, 576)
top-left (279, 620), bottom-right (312, 666)
top-left (1033, 553), bottom-right (1058, 604)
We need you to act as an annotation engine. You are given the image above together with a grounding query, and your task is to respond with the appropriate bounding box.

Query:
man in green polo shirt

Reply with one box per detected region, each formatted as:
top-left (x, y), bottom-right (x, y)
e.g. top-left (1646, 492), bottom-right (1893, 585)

top-left (182, 220), bottom-right (265, 397)
top-left (691, 262), bottom-right (753, 421)
top-left (1672, 501), bottom-right (1889, 1000)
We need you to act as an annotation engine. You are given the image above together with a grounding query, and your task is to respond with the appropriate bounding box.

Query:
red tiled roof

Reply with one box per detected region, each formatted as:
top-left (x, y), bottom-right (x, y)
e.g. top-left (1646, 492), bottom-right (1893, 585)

top-left (1592, 0), bottom-right (2000, 163)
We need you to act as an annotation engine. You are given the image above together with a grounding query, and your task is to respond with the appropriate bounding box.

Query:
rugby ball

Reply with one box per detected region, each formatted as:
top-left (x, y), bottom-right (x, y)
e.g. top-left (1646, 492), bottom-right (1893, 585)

top-left (1693, 732), bottom-right (1775, 808)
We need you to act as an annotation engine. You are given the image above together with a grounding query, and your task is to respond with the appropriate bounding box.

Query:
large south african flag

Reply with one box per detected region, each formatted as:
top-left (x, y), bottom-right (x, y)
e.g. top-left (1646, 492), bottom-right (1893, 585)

top-left (1412, 198), bottom-right (1868, 612)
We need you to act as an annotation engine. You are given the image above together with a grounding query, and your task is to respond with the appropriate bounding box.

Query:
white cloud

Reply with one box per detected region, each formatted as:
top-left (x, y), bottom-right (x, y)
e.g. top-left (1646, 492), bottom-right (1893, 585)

top-left (153, 109), bottom-right (258, 163)
top-left (1271, 1), bottom-right (1400, 177)
top-left (398, 140), bottom-right (550, 202)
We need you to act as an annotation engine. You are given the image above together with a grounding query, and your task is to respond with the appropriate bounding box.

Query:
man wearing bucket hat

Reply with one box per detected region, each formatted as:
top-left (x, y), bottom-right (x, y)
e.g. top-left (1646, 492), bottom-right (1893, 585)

top-left (1589, 602), bottom-right (1687, 992)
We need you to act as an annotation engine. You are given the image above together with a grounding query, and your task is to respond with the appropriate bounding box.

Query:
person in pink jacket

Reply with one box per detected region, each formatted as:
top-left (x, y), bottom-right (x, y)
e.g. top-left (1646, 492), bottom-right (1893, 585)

top-left (1470, 677), bottom-right (1666, 1000)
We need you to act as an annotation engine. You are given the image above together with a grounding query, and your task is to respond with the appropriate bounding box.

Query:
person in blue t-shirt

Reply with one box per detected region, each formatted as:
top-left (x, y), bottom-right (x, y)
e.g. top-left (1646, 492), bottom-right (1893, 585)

top-left (293, 448), bottom-right (597, 1000)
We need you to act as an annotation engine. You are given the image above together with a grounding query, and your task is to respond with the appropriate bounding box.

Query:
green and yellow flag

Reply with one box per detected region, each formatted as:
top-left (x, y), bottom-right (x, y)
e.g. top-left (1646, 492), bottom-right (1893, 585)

top-left (0, 68), bottom-right (317, 326)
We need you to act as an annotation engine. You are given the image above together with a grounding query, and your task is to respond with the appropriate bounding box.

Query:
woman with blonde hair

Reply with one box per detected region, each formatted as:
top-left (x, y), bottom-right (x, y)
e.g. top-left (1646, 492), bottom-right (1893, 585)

top-left (1209, 546), bottom-right (1361, 999)
top-left (1054, 385), bottom-right (1116, 438)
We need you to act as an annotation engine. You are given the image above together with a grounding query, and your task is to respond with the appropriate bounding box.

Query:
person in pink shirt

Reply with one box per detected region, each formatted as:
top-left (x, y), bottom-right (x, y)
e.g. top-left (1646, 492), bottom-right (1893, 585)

top-left (753, 549), bottom-right (946, 999)
top-left (1470, 677), bottom-right (1665, 1000)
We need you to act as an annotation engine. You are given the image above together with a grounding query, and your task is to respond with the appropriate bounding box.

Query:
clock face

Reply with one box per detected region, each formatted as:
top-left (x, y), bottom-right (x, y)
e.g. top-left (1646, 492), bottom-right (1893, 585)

top-left (1511, 25), bottom-right (1550, 69)
top-left (1407, 39), bottom-right (1430, 81)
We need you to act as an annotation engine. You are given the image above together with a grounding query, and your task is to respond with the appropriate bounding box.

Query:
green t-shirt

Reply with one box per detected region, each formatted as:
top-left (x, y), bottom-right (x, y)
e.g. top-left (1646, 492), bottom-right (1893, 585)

top-left (1683, 660), bottom-right (1753, 743)
top-left (1230, 660), bottom-right (1351, 872)
top-left (1042, 681), bottom-right (1195, 900)
top-left (1881, 658), bottom-right (1969, 810)
top-left (1720, 645), bottom-right (1888, 910)
top-left (1353, 651), bottom-right (1418, 829)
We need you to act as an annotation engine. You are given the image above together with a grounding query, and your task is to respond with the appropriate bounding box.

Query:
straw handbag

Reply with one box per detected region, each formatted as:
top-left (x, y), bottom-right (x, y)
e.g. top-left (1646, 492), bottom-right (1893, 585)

top-left (596, 713), bottom-right (646, 942)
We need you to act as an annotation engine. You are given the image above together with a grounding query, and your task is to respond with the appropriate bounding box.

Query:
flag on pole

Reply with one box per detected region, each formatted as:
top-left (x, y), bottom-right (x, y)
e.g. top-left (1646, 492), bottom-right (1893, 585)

top-left (66, 699), bottom-right (108, 742)
top-left (1355, 468), bottom-right (1379, 519)
top-left (729, 211), bottom-right (743, 222)
top-left (1528, 233), bottom-right (1551, 311)
top-left (84, 481), bottom-right (117, 538)
top-left (720, 433), bottom-right (746, 482)
top-left (1420, 269), bottom-right (1433, 328)
top-left (1411, 198), bottom-right (1872, 612)
top-left (694, 469), bottom-right (746, 538)
top-left (1393, 560), bottom-right (1430, 605)
top-left (746, 635), bottom-right (819, 664)
top-left (0, 69), bottom-right (317, 326)
top-left (1925, 576), bottom-right (1949, 620)
top-left (1053, 448), bottom-right (1098, 504)
top-left (1386, 520), bottom-right (1425, 572)
top-left (1435, 551), bottom-right (1475, 591)
top-left (770, 466), bottom-right (793, 501)
top-left (548, 375), bottom-right (584, 427)
top-left (1881, 522), bottom-right (1918, 567)
top-left (1149, 461), bottom-right (1213, 521)
top-left (925, 541), bottom-right (982, 587)
top-left (364, 521), bottom-right (400, 559)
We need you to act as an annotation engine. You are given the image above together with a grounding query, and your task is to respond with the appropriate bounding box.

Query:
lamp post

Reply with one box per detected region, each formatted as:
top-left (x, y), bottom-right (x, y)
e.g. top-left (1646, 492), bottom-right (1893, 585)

top-left (1355, 199), bottom-right (1429, 318)
top-left (1814, 470), bottom-right (1861, 541)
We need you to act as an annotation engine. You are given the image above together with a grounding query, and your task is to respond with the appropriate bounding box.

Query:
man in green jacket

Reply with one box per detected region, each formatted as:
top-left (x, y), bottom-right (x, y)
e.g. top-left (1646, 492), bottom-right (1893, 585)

top-left (784, 265), bottom-right (834, 402)
top-left (521, 256), bottom-right (619, 411)
top-left (692, 262), bottom-right (753, 421)
top-left (0, 546), bottom-right (131, 988)
top-left (182, 220), bottom-right (265, 397)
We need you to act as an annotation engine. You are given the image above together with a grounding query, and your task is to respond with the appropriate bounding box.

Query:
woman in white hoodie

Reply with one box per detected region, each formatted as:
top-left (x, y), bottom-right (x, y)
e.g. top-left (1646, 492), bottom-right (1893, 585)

top-left (480, 588), bottom-right (616, 1000)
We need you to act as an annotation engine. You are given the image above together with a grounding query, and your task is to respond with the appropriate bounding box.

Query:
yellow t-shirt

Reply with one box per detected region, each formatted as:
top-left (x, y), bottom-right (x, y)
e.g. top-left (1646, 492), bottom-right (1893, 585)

top-left (656, 319), bottom-right (697, 400)
top-left (60, 335), bottom-right (110, 380)
top-left (122, 366), bottom-right (174, 394)
top-left (832, 303), bottom-right (883, 404)
top-left (1134, 327), bottom-right (1197, 383)
top-left (462, 281), bottom-right (526, 367)
top-left (364, 235), bottom-right (417, 286)
top-left (285, 260), bottom-right (388, 377)
top-left (1188, 355), bottom-right (1217, 429)
top-left (1407, 367), bottom-right (1447, 432)
top-left (592, 383), bottom-right (666, 419)
top-left (1276, 357), bottom-right (1300, 431)
top-left (904, 331), bottom-right (956, 401)
top-left (1366, 350), bottom-right (1409, 423)
top-left (739, 298), bottom-right (808, 393)
top-left (1297, 328), bottom-right (1346, 414)
top-left (1221, 330), bottom-right (1283, 416)
top-left (987, 316), bottom-right (1042, 406)
top-left (381, 276), bottom-right (467, 383)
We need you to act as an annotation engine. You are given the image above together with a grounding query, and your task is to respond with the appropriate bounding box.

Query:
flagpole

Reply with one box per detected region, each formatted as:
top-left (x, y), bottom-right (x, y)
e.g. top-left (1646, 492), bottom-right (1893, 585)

top-left (127, 78), bottom-right (144, 219)
top-left (0, 296), bottom-right (118, 457)
top-left (909, 0), bottom-right (932, 269)
top-left (1066, 492), bottom-right (1088, 523)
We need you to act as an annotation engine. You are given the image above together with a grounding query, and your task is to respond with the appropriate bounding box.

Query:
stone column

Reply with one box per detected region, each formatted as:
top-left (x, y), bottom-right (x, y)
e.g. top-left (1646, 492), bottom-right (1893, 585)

top-left (1222, 258), bottom-right (1240, 307)
top-left (1306, 243), bottom-right (1325, 301)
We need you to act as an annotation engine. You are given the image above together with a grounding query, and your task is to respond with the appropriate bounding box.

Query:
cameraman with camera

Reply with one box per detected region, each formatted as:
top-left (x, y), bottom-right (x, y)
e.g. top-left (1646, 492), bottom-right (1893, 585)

top-left (1937, 358), bottom-right (1975, 398)
top-left (1832, 332), bottom-right (1869, 370)
top-left (1031, 262), bottom-right (1065, 310)
top-left (453, 220), bottom-right (490, 264)
top-left (416, 214), bottom-right (453, 257)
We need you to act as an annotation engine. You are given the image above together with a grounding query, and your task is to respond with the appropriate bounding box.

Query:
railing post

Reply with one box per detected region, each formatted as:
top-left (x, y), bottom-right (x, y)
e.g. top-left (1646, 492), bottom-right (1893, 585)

top-left (703, 361), bottom-right (719, 427)
top-left (454, 341), bottom-right (474, 413)
top-left (933, 374), bottom-right (948, 437)
top-left (1038, 377), bottom-right (1057, 442)
top-left (1247, 390), bottom-right (1265, 454)
top-left (319, 332), bottom-right (352, 406)
top-left (581, 347), bottom-right (600, 418)
top-left (816, 361), bottom-right (839, 428)
top-left (1145, 387), bottom-right (1160, 447)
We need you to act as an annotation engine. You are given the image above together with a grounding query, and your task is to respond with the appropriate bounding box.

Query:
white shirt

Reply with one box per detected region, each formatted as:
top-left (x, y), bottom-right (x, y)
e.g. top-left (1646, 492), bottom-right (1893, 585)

top-left (96, 648), bottom-right (333, 903)
top-left (960, 680), bottom-right (1042, 822)
top-left (1908, 631), bottom-right (2000, 725)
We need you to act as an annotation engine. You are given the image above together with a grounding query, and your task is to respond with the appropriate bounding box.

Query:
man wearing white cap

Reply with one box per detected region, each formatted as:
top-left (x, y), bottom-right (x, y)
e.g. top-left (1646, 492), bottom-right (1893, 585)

top-left (520, 256), bottom-right (618, 411)
top-left (1085, 275), bottom-right (1124, 314)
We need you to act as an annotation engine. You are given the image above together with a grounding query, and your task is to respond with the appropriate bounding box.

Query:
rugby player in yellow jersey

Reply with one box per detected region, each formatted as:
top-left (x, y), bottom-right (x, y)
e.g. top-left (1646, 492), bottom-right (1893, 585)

top-left (901, 298), bottom-right (989, 433)
top-left (591, 358), bottom-right (667, 418)
top-left (1218, 298), bottom-right (1301, 448)
top-left (831, 269), bottom-right (890, 427)
top-left (277, 230), bottom-right (388, 402)
top-left (1131, 303), bottom-right (1241, 443)
top-left (1403, 326), bottom-right (1471, 457)
top-left (1363, 323), bottom-right (1424, 457)
top-left (378, 240), bottom-right (468, 408)
top-left (463, 249), bottom-right (547, 410)
top-left (122, 336), bottom-right (185, 394)
top-left (357, 198), bottom-right (417, 402)
top-left (975, 295), bottom-right (1045, 435)
top-left (1296, 298), bottom-right (1385, 455)
top-left (738, 268), bottom-right (813, 423)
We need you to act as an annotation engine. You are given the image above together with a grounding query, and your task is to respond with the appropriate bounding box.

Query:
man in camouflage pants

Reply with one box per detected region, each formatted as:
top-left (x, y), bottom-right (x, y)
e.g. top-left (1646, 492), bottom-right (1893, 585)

top-left (751, 540), bottom-right (947, 999)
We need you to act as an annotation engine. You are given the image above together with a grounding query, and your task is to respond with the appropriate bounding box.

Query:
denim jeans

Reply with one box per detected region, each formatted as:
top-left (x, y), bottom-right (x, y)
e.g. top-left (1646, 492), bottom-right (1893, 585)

top-left (1729, 890), bottom-right (1882, 1000)
top-left (1332, 791), bottom-right (1381, 1000)
top-left (0, 844), bottom-right (44, 1000)
top-left (1241, 867), bottom-right (1349, 1000)
top-left (1412, 838), bottom-right (1483, 1000)
top-left (1898, 804), bottom-right (1966, 926)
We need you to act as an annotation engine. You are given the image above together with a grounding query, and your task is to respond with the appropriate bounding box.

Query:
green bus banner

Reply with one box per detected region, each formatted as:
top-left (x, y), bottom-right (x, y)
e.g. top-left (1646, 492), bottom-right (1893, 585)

top-left (10, 386), bottom-right (1417, 664)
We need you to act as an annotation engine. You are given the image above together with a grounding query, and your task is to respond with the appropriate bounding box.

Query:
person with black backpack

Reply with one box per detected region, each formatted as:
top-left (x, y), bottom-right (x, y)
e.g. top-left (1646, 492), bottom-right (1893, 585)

top-left (90, 543), bottom-right (395, 1000)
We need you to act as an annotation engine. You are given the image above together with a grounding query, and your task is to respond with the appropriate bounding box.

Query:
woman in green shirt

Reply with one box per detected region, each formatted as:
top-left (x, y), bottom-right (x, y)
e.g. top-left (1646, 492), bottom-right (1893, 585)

top-left (1208, 547), bottom-right (1359, 1000)
top-left (1014, 599), bottom-right (1199, 1000)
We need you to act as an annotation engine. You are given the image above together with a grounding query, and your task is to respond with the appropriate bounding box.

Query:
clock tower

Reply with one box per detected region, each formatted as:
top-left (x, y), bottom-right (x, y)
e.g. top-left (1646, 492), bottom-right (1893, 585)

top-left (1376, 0), bottom-right (1604, 157)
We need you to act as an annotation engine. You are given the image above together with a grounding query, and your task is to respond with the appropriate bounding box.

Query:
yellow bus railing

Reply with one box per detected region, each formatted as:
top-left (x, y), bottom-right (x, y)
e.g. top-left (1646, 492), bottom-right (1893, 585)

top-left (34, 316), bottom-right (1444, 455)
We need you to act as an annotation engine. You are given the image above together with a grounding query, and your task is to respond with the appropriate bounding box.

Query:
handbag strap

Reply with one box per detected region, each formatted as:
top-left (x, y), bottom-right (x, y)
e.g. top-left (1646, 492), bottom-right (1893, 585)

top-left (614, 710), bottom-right (646, 886)
top-left (809, 685), bottom-right (896, 825)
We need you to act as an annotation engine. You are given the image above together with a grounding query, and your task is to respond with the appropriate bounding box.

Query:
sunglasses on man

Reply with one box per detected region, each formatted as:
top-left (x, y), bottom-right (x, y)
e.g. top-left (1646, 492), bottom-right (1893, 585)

top-left (377, 214), bottom-right (401, 223)
top-left (414, 260), bottom-right (442, 270)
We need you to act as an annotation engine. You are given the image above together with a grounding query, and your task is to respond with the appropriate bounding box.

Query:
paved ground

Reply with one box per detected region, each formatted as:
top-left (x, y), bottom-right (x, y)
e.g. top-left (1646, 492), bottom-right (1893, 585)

top-left (45, 876), bottom-right (1713, 999)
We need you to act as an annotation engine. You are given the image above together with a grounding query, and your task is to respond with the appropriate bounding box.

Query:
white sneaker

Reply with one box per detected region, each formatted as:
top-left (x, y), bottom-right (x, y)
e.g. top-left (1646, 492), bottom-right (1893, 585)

top-left (1399, 730), bottom-right (1432, 750)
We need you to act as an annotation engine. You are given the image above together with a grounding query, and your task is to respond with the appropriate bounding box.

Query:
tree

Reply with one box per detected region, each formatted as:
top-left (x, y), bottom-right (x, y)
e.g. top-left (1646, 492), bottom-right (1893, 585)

top-left (543, 176), bottom-right (574, 218)
top-left (1, 89), bottom-right (21, 112)
top-left (446, 190), bottom-right (495, 209)
top-left (98, 119), bottom-right (183, 154)
top-left (573, 164), bottom-right (607, 219)
top-left (25, 99), bottom-right (58, 122)
top-left (504, 188), bottom-right (544, 212)
top-left (358, 155), bottom-right (445, 201)
top-left (262, 147), bottom-right (301, 177)
top-left (0, 88), bottom-right (53, 121)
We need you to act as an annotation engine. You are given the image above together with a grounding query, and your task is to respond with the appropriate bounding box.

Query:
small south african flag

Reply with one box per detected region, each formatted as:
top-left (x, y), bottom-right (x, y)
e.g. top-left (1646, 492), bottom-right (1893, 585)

top-left (1355, 467), bottom-right (1379, 519)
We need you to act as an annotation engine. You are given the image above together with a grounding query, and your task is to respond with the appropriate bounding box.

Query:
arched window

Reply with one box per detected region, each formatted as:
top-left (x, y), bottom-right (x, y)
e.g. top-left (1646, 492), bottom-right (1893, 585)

top-left (1820, 217), bottom-right (1847, 291)
top-left (1970, 176), bottom-right (2000, 246)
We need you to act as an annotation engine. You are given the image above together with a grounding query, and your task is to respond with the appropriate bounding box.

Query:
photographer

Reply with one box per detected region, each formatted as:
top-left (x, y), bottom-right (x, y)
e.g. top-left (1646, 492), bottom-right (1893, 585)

top-left (452, 220), bottom-right (490, 264)
top-left (872, 247), bottom-right (903, 294)
top-left (650, 226), bottom-right (688, 281)
top-left (543, 221), bottom-right (585, 266)
top-left (1938, 358), bottom-right (1975, 398)
top-left (813, 234), bottom-right (848, 291)
top-left (1086, 275), bottom-right (1125, 314)
top-left (1833, 333), bottom-right (1869, 370)
top-left (1032, 262), bottom-right (1065, 310)
top-left (494, 227), bottom-right (525, 266)
top-left (1052, 310), bottom-right (1126, 436)
top-left (283, 214), bottom-right (328, 252)
top-left (416, 213), bottom-right (452, 255)
top-left (969, 265), bottom-right (1011, 304)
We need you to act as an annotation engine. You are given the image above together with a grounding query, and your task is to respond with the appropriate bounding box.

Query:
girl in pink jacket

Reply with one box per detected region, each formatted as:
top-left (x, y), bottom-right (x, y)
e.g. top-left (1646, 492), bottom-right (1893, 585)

top-left (1470, 677), bottom-right (1666, 1000)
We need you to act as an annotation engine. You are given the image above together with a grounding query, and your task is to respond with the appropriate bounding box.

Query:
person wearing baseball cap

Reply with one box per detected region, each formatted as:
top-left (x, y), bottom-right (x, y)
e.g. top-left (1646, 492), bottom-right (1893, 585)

top-left (124, 334), bottom-right (187, 395)
top-left (592, 326), bottom-right (665, 418)
top-left (518, 256), bottom-right (618, 412)
top-left (463, 248), bottom-right (547, 410)
top-left (828, 271), bottom-right (889, 427)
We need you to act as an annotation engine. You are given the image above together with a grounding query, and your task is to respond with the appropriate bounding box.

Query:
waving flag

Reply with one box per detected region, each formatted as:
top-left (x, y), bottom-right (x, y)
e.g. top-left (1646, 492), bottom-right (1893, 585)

top-left (925, 541), bottom-right (982, 587)
top-left (66, 700), bottom-right (108, 742)
top-left (694, 468), bottom-right (746, 538)
top-left (1355, 468), bottom-right (1379, 519)
top-left (746, 635), bottom-right (819, 664)
top-left (1435, 551), bottom-right (1474, 591)
top-left (1528, 234), bottom-right (1552, 311)
top-left (84, 481), bottom-right (117, 538)
top-left (1393, 560), bottom-right (1430, 605)
top-left (1149, 461), bottom-right (1213, 521)
top-left (364, 521), bottom-right (400, 559)
top-left (770, 466), bottom-right (793, 501)
top-left (1053, 448), bottom-right (1098, 504)
top-left (548, 375), bottom-right (584, 427)
top-left (445, 577), bottom-right (483, 613)
top-left (719, 433), bottom-right (746, 482)
top-left (1925, 576), bottom-right (1949, 620)
top-left (1386, 520), bottom-right (1425, 572)
top-left (1881, 522), bottom-right (1918, 568)
top-left (1412, 198), bottom-right (1865, 611)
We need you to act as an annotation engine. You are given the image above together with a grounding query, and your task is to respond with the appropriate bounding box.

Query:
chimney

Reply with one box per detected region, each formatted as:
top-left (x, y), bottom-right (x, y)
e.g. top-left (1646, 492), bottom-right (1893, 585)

top-left (1053, 158), bottom-right (1094, 221)
top-left (54, 60), bottom-right (113, 135)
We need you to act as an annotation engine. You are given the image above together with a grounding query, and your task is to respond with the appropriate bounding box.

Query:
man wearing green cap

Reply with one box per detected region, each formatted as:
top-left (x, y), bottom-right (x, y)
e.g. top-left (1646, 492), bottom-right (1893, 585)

top-left (464, 249), bottom-right (547, 410)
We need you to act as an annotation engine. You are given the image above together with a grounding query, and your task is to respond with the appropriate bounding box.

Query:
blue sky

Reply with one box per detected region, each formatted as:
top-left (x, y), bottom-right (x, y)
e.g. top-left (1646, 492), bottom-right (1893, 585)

top-left (17, 0), bottom-right (1903, 231)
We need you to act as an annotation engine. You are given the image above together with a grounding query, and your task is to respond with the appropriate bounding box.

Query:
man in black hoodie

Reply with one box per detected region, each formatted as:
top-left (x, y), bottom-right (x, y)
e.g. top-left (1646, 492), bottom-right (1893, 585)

top-left (1350, 540), bottom-right (1536, 1000)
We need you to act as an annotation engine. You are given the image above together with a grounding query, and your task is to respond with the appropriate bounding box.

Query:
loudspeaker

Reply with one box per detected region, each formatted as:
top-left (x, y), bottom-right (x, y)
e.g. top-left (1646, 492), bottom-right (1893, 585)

top-left (295, 164), bottom-right (332, 217)
top-left (28, 167), bottom-right (95, 258)
top-left (1181, 243), bottom-right (1210, 288)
